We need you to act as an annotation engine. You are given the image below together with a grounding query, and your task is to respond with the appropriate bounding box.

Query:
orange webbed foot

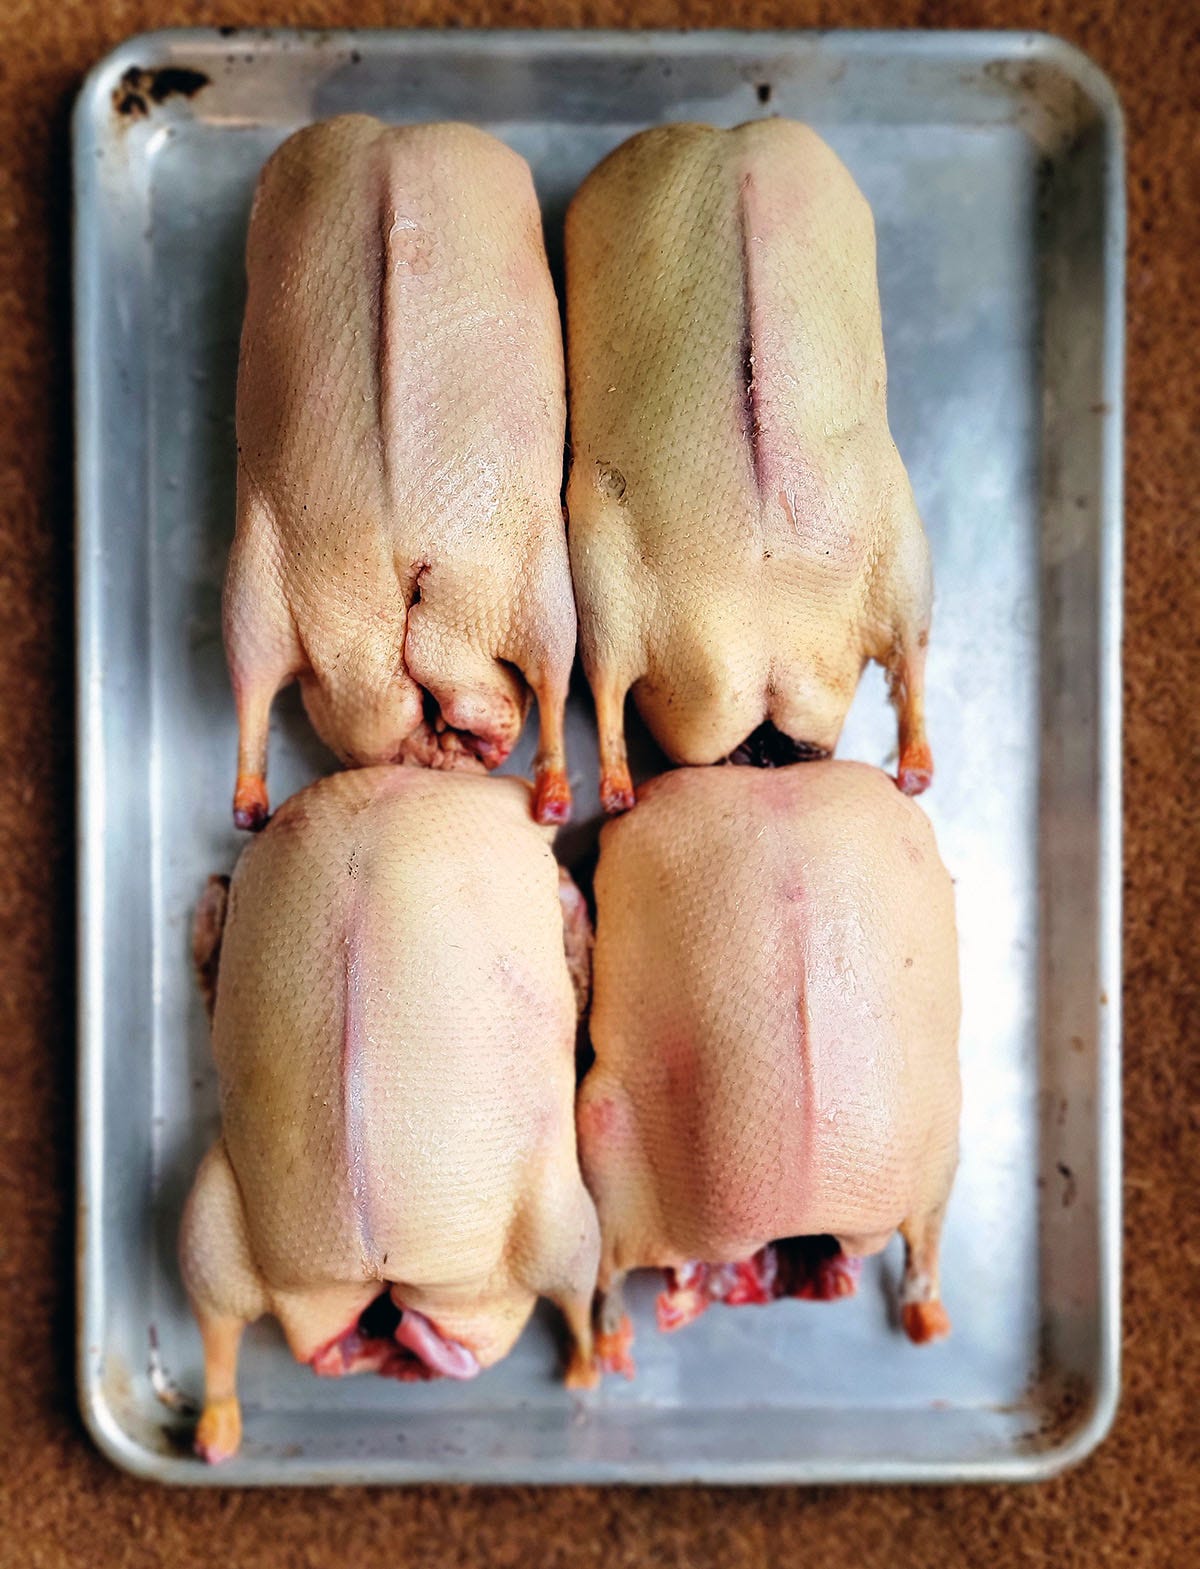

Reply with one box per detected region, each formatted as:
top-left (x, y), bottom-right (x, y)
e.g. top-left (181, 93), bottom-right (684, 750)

top-left (902, 1300), bottom-right (951, 1344)
top-left (233, 773), bottom-right (269, 831)
top-left (595, 1313), bottom-right (636, 1379)
top-left (600, 764), bottom-right (635, 816)
top-left (897, 739), bottom-right (933, 797)
top-left (194, 1395), bottom-right (242, 1464)
top-left (533, 765), bottom-right (572, 826)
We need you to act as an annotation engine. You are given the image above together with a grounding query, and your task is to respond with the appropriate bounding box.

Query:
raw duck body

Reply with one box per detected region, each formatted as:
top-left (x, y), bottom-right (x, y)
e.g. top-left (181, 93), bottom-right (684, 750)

top-left (226, 117), bottom-right (575, 830)
top-left (180, 769), bottom-right (599, 1463)
top-left (576, 761), bottom-right (960, 1374)
top-left (565, 120), bottom-right (934, 812)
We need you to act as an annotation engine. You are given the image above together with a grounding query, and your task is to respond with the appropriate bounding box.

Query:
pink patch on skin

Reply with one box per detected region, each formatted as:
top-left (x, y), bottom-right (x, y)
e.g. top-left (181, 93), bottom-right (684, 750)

top-left (579, 1095), bottom-right (619, 1141)
top-left (395, 1309), bottom-right (481, 1380)
top-left (660, 1028), bottom-right (696, 1101)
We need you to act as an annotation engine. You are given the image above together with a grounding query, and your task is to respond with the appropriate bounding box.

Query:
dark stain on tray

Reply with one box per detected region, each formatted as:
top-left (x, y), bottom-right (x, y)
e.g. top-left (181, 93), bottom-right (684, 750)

top-left (113, 66), bottom-right (211, 119)
top-left (1005, 1326), bottom-right (1097, 1456)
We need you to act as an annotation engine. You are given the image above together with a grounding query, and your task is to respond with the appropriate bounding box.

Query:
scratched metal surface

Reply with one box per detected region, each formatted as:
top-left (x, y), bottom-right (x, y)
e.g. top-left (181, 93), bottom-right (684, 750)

top-left (74, 28), bottom-right (1123, 1484)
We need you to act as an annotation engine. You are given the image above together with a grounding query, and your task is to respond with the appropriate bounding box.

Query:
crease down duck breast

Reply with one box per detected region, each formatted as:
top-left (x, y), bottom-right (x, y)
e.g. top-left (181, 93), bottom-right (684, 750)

top-left (226, 117), bottom-right (576, 830)
top-left (565, 120), bottom-right (934, 812)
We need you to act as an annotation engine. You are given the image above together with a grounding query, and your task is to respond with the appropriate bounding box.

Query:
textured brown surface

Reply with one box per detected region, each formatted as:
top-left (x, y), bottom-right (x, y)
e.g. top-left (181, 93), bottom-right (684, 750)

top-left (0, 0), bottom-right (1195, 1563)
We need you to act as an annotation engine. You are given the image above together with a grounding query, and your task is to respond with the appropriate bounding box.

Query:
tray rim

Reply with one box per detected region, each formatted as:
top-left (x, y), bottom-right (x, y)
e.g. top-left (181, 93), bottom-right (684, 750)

top-left (74, 24), bottom-right (1125, 1487)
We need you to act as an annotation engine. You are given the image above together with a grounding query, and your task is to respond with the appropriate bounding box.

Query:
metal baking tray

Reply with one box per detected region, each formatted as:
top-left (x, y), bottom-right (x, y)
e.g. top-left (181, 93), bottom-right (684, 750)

top-left (74, 27), bottom-right (1123, 1485)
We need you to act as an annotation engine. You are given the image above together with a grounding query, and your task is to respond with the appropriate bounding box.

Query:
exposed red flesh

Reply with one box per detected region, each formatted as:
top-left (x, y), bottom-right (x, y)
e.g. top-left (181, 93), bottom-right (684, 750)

top-left (897, 737), bottom-right (933, 797)
top-left (533, 765), bottom-right (573, 825)
top-left (310, 1327), bottom-right (435, 1381)
top-left (308, 1291), bottom-right (478, 1381)
top-left (656, 1236), bottom-right (861, 1333)
top-left (233, 773), bottom-right (270, 832)
top-left (600, 763), bottom-right (636, 815)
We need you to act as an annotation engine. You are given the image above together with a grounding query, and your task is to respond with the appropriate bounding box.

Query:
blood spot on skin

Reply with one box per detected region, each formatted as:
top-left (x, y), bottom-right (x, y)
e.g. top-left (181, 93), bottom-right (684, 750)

top-left (579, 1095), bottom-right (620, 1139)
top-left (660, 1030), bottom-right (697, 1100)
top-left (902, 837), bottom-right (924, 865)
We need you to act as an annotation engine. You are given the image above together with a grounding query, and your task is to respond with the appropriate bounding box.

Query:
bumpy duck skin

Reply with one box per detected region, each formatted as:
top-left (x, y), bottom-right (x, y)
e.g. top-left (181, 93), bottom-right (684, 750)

top-left (565, 121), bottom-right (933, 811)
top-left (181, 770), bottom-right (599, 1463)
top-left (227, 118), bottom-right (575, 830)
top-left (577, 762), bottom-right (960, 1375)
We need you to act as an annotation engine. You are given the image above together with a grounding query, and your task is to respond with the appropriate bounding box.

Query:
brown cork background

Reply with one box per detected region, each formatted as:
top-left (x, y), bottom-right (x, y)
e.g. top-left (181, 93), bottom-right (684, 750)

top-left (0, 0), bottom-right (1196, 1563)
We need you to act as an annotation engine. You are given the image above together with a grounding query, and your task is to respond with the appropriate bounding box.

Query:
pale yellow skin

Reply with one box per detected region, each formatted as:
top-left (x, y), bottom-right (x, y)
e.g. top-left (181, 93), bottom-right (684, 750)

top-left (577, 762), bottom-right (960, 1356)
top-left (180, 769), bottom-right (600, 1463)
top-left (226, 117), bottom-right (576, 831)
top-left (565, 121), bottom-right (933, 811)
